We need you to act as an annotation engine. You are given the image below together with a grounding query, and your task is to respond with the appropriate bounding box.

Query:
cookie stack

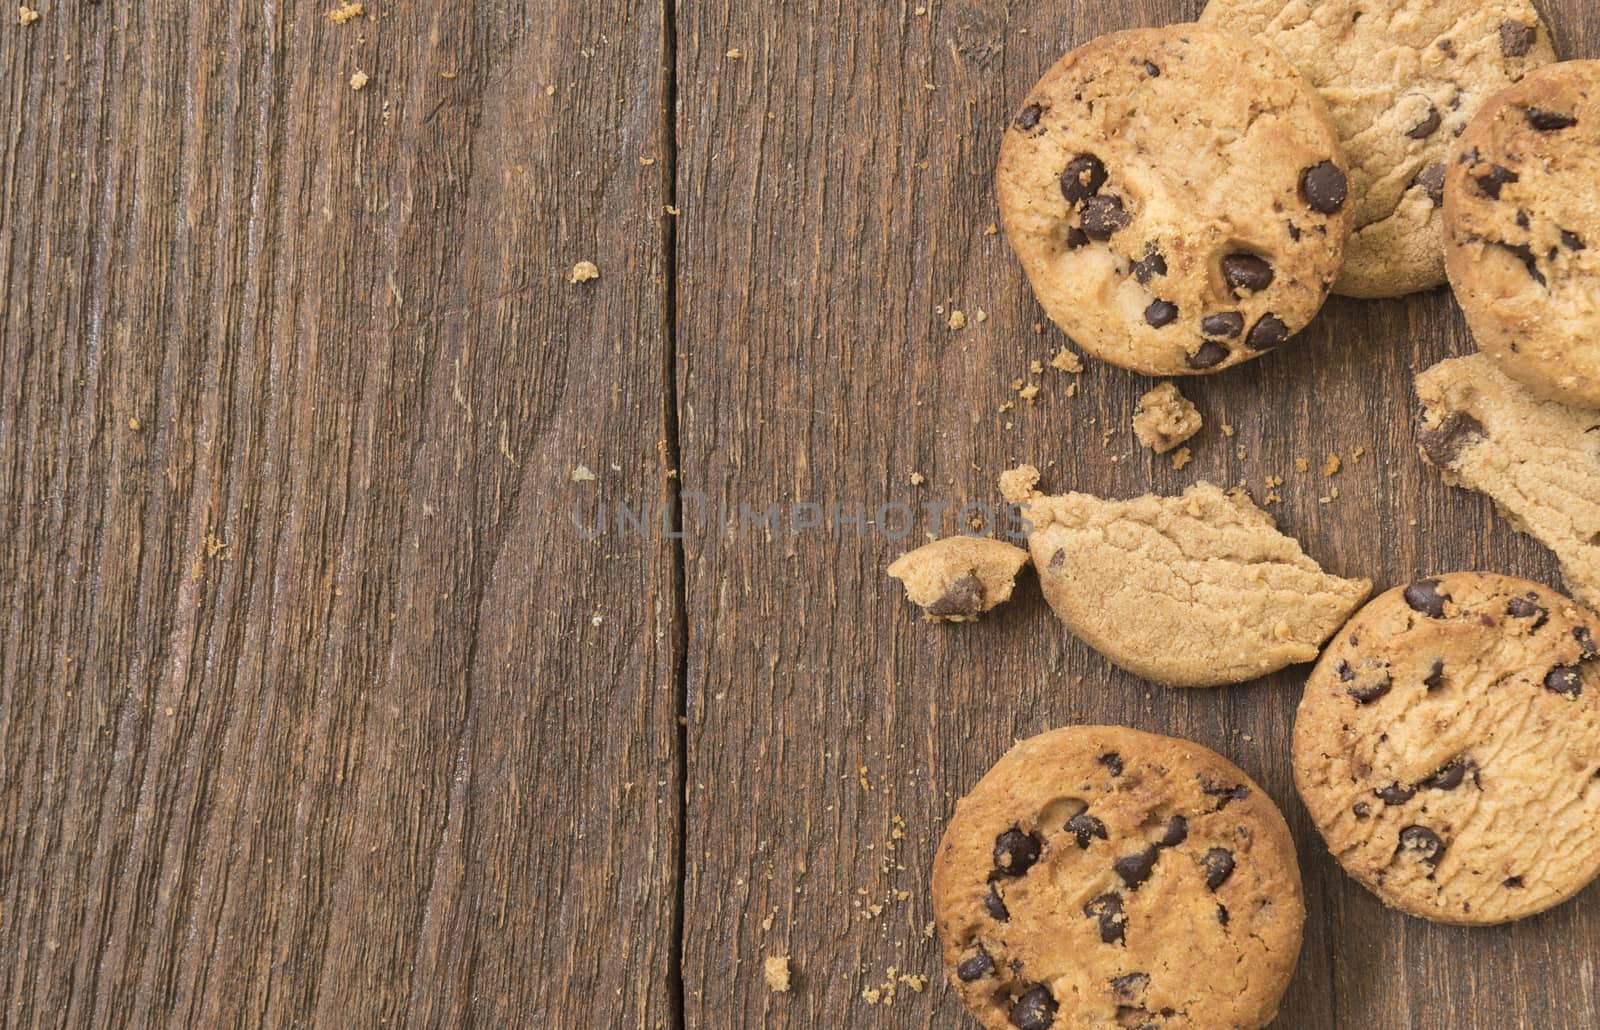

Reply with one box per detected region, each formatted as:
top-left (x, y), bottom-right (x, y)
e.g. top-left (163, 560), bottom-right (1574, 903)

top-left (889, 4), bottom-right (1600, 1028)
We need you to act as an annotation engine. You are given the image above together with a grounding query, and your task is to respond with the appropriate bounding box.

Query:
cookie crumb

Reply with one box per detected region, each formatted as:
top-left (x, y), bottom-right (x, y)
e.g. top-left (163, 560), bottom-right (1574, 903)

top-left (1323, 453), bottom-right (1342, 476)
top-left (974, 308), bottom-right (988, 323)
top-left (1029, 360), bottom-right (1043, 375)
top-left (999, 464), bottom-right (1041, 503)
top-left (908, 471), bottom-right (925, 486)
top-left (1294, 457), bottom-right (1310, 473)
top-left (1049, 348), bottom-right (1083, 373)
top-left (984, 222), bottom-right (999, 236)
top-left (1170, 446), bottom-right (1193, 470)
top-left (725, 48), bottom-right (743, 59)
top-left (569, 261), bottom-right (600, 284)
top-left (1220, 423), bottom-right (1236, 437)
top-left (570, 464), bottom-right (597, 483)
top-left (1133, 382), bottom-right (1203, 454)
top-left (349, 69), bottom-right (370, 91)
top-left (19, 4), bottom-right (39, 24)
top-left (764, 955), bottom-right (791, 993)
top-left (640, 156), bottom-right (656, 166)
top-left (946, 309), bottom-right (967, 331)
top-left (1351, 446), bottom-right (1366, 461)
top-left (326, 1), bottom-right (363, 23)
top-left (128, 417), bottom-right (142, 431)
top-left (1018, 383), bottom-right (1040, 402)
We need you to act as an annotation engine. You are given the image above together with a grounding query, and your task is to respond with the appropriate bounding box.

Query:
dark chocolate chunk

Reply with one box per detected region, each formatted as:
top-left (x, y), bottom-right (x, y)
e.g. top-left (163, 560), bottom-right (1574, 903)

top-left (1132, 246), bottom-right (1168, 284)
top-left (1111, 972), bottom-right (1149, 999)
top-left (1415, 163), bottom-right (1446, 206)
top-left (1201, 312), bottom-right (1244, 339)
top-left (1060, 154), bottom-right (1107, 204)
top-left (1099, 752), bottom-right (1124, 776)
top-left (1114, 846), bottom-right (1159, 890)
top-left (1336, 660), bottom-right (1355, 682)
top-left (1246, 314), bottom-right (1289, 351)
top-left (1574, 626), bottom-right (1597, 659)
top-left (1067, 812), bottom-right (1109, 849)
top-left (1084, 892), bottom-right (1125, 944)
top-left (1504, 876), bottom-right (1525, 889)
top-left (1526, 108), bottom-right (1576, 131)
top-left (1419, 411), bottom-right (1485, 466)
top-left (1500, 21), bottom-right (1536, 58)
top-left (1507, 593), bottom-right (1548, 628)
top-left (1423, 758), bottom-right (1474, 791)
top-left (1475, 165), bottom-right (1519, 200)
top-left (1423, 658), bottom-right (1446, 690)
top-left (928, 574), bottom-right (984, 617)
top-left (1407, 105), bottom-right (1442, 140)
top-left (1156, 815), bottom-right (1188, 848)
top-left (1009, 984), bottom-right (1058, 1030)
top-left (1202, 847), bottom-right (1235, 890)
top-left (1545, 665), bottom-right (1584, 698)
top-left (1016, 103), bottom-right (1044, 131)
top-left (1200, 776), bottom-right (1250, 809)
top-left (1353, 802), bottom-right (1372, 818)
top-left (1404, 579), bottom-right (1450, 618)
top-left (1347, 671), bottom-right (1392, 705)
top-left (1186, 341), bottom-right (1231, 370)
top-left (994, 827), bottom-right (1043, 876)
top-left (1144, 60), bottom-right (1161, 77)
top-left (1376, 783), bottom-right (1417, 806)
top-left (1301, 161), bottom-right (1348, 214)
top-left (1216, 903), bottom-right (1230, 925)
top-left (1398, 825), bottom-right (1446, 866)
top-left (1081, 195), bottom-right (1131, 239)
top-left (1066, 226), bottom-right (1091, 250)
top-left (957, 946), bottom-right (995, 981)
top-left (1562, 230), bottom-right (1587, 252)
top-left (1495, 241), bottom-right (1546, 285)
top-left (1144, 300), bottom-right (1179, 328)
top-left (1222, 253), bottom-right (1275, 294)
top-left (984, 883), bottom-right (1010, 921)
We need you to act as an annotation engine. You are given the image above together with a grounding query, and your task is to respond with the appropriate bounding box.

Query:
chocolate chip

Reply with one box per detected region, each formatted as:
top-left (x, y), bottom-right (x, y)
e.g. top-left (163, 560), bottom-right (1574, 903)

top-left (1099, 752), bottom-right (1124, 776)
top-left (994, 827), bottom-right (1043, 876)
top-left (1081, 195), bottom-right (1131, 239)
top-left (1084, 892), bottom-right (1125, 944)
top-left (1202, 848), bottom-right (1235, 890)
top-left (1424, 658), bottom-right (1446, 690)
top-left (1016, 103), bottom-right (1044, 131)
top-left (1067, 812), bottom-right (1109, 849)
top-left (1398, 825), bottom-right (1446, 867)
top-left (1504, 876), bottom-right (1525, 889)
top-left (957, 946), bottom-right (995, 981)
top-left (1404, 579), bottom-right (1450, 618)
top-left (1574, 626), bottom-right (1597, 659)
top-left (1049, 549), bottom-right (1066, 570)
top-left (1475, 165), bottom-right (1519, 200)
top-left (1347, 674), bottom-right (1392, 705)
top-left (1060, 154), bottom-right (1107, 204)
top-left (1201, 312), bottom-right (1244, 339)
top-left (1156, 815), bottom-right (1188, 848)
top-left (1287, 221), bottom-right (1303, 241)
top-left (1132, 246), bottom-right (1167, 284)
top-left (928, 574), bottom-right (984, 616)
top-left (1495, 241), bottom-right (1546, 285)
top-left (1377, 783), bottom-right (1417, 805)
top-left (1066, 227), bottom-right (1090, 250)
top-left (1222, 253), bottom-right (1275, 294)
top-left (1185, 341), bottom-right (1230, 370)
top-left (984, 883), bottom-right (1010, 921)
top-left (1335, 660), bottom-right (1355, 682)
top-left (1424, 759), bottom-right (1474, 791)
top-left (1500, 21), bottom-right (1536, 58)
top-left (1545, 665), bottom-right (1584, 698)
top-left (1516, 210), bottom-right (1531, 230)
top-left (1144, 300), bottom-right (1179, 328)
top-left (1419, 411), bottom-right (1485, 466)
top-left (1507, 593), bottom-right (1549, 628)
top-left (1009, 984), bottom-right (1058, 1030)
top-left (1144, 60), bottom-right (1160, 77)
top-left (1111, 972), bottom-right (1149, 999)
top-left (1114, 846), bottom-right (1159, 889)
top-left (1200, 776), bottom-right (1249, 809)
top-left (1301, 161), bottom-right (1348, 214)
top-left (1216, 903), bottom-right (1230, 925)
top-left (1246, 314), bottom-right (1289, 351)
top-left (1353, 802), bottom-right (1372, 818)
top-left (1563, 230), bottom-right (1587, 252)
top-left (1407, 105), bottom-right (1441, 139)
top-left (1415, 163), bottom-right (1446, 206)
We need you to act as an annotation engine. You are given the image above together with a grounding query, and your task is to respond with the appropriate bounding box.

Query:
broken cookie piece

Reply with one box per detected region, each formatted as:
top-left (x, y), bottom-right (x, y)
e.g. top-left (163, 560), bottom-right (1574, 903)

top-left (888, 536), bottom-right (1030, 623)
top-left (764, 955), bottom-right (792, 993)
top-left (1416, 355), bottom-right (1600, 608)
top-left (1132, 382), bottom-right (1202, 454)
top-left (1020, 481), bottom-right (1370, 686)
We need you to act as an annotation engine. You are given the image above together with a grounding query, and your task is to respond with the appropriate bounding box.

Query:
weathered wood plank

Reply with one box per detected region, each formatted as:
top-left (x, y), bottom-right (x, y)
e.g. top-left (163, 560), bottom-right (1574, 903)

top-left (677, 2), bottom-right (1598, 1027)
top-left (0, 0), bottom-right (679, 1026)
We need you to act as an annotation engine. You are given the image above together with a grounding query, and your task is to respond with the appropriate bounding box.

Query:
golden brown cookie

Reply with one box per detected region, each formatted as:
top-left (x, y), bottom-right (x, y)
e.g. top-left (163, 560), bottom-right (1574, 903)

top-left (888, 536), bottom-right (1030, 622)
top-left (997, 26), bottom-right (1350, 375)
top-left (1445, 60), bottom-right (1600, 408)
top-left (1295, 573), bottom-right (1600, 924)
top-left (933, 726), bottom-right (1304, 1030)
top-left (1203, 0), bottom-right (1556, 298)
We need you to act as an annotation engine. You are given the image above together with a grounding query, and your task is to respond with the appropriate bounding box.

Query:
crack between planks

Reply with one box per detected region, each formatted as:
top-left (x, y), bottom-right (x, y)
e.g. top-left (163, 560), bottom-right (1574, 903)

top-left (659, 0), bottom-right (687, 1027)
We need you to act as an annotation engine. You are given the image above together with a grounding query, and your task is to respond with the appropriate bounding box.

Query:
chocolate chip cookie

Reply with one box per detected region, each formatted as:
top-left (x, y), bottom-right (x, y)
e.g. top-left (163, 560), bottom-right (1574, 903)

top-left (997, 25), bottom-right (1351, 376)
top-left (1019, 480), bottom-right (1371, 686)
top-left (888, 536), bottom-right (1030, 622)
top-left (1202, 0), bottom-right (1556, 298)
top-left (1445, 61), bottom-right (1600, 408)
top-left (1295, 573), bottom-right (1600, 924)
top-left (933, 725), bottom-right (1304, 1030)
top-left (1417, 355), bottom-right (1600, 609)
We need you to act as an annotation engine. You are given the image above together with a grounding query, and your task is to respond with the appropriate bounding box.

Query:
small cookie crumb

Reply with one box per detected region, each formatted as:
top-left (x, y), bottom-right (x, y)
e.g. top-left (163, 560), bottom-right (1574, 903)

top-left (1170, 446), bottom-right (1193, 470)
top-left (725, 48), bottom-right (743, 59)
top-left (909, 471), bottom-right (925, 486)
top-left (947, 309), bottom-right (967, 331)
top-left (984, 222), bottom-right (999, 235)
top-left (569, 261), bottom-right (600, 284)
top-left (326, 1), bottom-right (363, 23)
top-left (1294, 457), bottom-right (1310, 473)
top-left (570, 464), bottom-right (597, 483)
top-left (1220, 423), bottom-right (1236, 437)
top-left (19, 4), bottom-right (39, 24)
top-left (1050, 348), bottom-right (1083, 373)
top-left (764, 955), bottom-right (791, 993)
top-left (349, 69), bottom-right (370, 91)
top-left (1323, 454), bottom-right (1342, 476)
top-left (1133, 382), bottom-right (1203, 454)
top-left (128, 417), bottom-right (142, 431)
top-left (999, 464), bottom-right (1041, 504)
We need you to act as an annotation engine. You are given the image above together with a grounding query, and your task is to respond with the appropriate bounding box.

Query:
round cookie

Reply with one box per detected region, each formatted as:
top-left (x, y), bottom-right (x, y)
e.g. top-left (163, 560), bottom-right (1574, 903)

top-left (933, 726), bottom-right (1304, 1030)
top-left (1294, 573), bottom-right (1600, 925)
top-left (996, 26), bottom-right (1351, 376)
top-left (1444, 61), bottom-right (1600, 409)
top-left (1202, 0), bottom-right (1557, 298)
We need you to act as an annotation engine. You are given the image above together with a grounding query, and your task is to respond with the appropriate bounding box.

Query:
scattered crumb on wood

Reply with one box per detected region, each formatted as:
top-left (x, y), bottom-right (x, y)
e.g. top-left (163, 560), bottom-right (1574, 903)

top-left (946, 309), bottom-right (966, 331)
top-left (326, 1), bottom-right (363, 23)
top-left (725, 48), bottom-right (743, 58)
top-left (908, 471), bottom-right (925, 486)
top-left (640, 156), bottom-right (656, 165)
top-left (350, 69), bottom-right (370, 90)
top-left (1323, 454), bottom-right (1342, 476)
top-left (1220, 423), bottom-right (1235, 437)
top-left (1133, 382), bottom-right (1202, 454)
top-left (1018, 383), bottom-right (1039, 402)
top-left (128, 417), bottom-right (142, 431)
top-left (569, 261), bottom-right (600, 284)
top-left (570, 464), bottom-right (597, 482)
top-left (1351, 446), bottom-right (1367, 462)
top-left (999, 464), bottom-right (1041, 503)
top-left (1170, 446), bottom-right (1192, 470)
top-left (1049, 348), bottom-right (1083, 373)
top-left (984, 222), bottom-right (998, 236)
top-left (764, 955), bottom-right (791, 993)
top-left (1294, 457), bottom-right (1310, 473)
top-left (19, 4), bottom-right (40, 24)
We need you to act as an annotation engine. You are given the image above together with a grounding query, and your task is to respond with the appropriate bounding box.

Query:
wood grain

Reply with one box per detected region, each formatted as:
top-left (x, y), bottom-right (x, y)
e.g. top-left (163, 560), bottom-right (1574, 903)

top-left (1, 0), bottom-right (679, 1027)
top-left (676, 1), bottom-right (1599, 1028)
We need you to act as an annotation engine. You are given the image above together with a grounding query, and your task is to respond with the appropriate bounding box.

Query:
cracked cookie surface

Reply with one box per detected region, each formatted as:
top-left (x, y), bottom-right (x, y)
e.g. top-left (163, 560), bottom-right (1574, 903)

top-left (1416, 355), bottom-right (1600, 609)
top-left (997, 25), bottom-right (1350, 376)
top-left (1203, 0), bottom-right (1556, 298)
top-left (888, 536), bottom-right (1030, 622)
top-left (933, 725), bottom-right (1304, 1030)
top-left (1445, 60), bottom-right (1600, 408)
top-left (1020, 480), bottom-right (1370, 686)
top-left (1295, 573), bottom-right (1600, 924)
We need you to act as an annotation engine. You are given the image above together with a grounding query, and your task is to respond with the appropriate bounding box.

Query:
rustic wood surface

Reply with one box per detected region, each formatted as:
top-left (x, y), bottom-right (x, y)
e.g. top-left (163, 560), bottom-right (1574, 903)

top-left (1, 0), bottom-right (1595, 1027)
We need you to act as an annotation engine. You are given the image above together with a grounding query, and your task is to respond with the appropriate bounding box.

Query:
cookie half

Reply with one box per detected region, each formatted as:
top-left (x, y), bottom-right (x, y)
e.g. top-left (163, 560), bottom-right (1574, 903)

top-left (997, 25), bottom-right (1351, 376)
top-left (933, 725), bottom-right (1304, 1030)
top-left (1295, 573), bottom-right (1600, 924)
top-left (1445, 60), bottom-right (1600, 408)
top-left (1416, 354), bottom-right (1600, 608)
top-left (1203, 0), bottom-right (1556, 298)
top-left (1021, 481), bottom-right (1371, 687)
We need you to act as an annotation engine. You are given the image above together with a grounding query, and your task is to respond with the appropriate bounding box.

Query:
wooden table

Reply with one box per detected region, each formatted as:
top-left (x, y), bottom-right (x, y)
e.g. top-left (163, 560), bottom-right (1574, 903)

top-left (4, 0), bottom-right (1597, 1026)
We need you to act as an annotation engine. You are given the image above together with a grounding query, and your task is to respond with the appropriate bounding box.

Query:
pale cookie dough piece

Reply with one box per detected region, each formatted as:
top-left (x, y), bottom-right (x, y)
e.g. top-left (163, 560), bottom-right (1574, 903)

top-left (933, 725), bottom-right (1304, 1030)
top-left (888, 536), bottom-right (1030, 622)
top-left (1445, 60), bottom-right (1600, 408)
top-left (997, 26), bottom-right (1350, 375)
top-left (1417, 355), bottom-right (1600, 608)
top-left (1294, 573), bottom-right (1600, 924)
top-left (1133, 382), bottom-right (1203, 454)
top-left (1202, 0), bottom-right (1556, 298)
top-left (1023, 482), bottom-right (1370, 686)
